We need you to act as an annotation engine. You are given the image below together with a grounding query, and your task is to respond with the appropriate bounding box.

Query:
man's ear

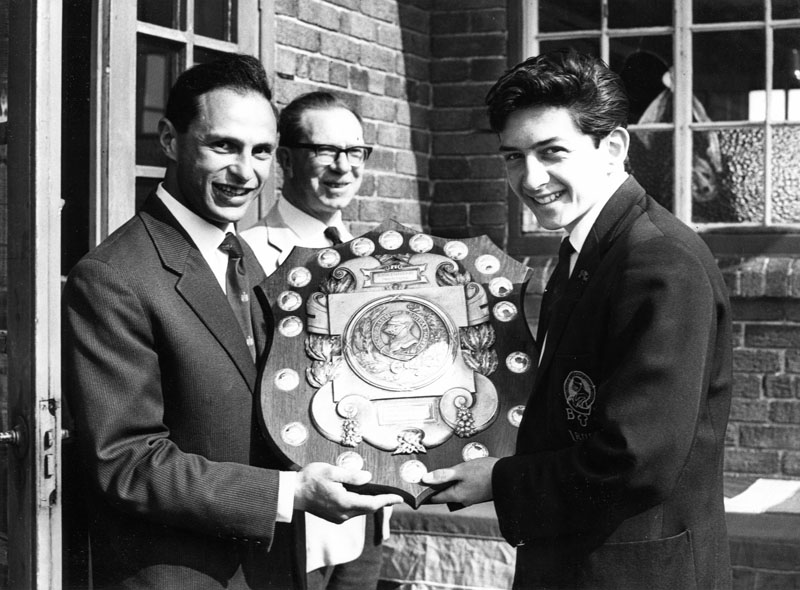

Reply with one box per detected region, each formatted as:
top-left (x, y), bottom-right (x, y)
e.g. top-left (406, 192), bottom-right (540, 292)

top-left (606, 127), bottom-right (630, 169)
top-left (158, 118), bottom-right (179, 162)
top-left (276, 146), bottom-right (293, 179)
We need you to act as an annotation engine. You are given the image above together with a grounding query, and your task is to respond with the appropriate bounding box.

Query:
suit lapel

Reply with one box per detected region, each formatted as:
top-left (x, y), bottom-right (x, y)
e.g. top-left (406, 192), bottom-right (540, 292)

top-left (265, 205), bottom-right (299, 266)
top-left (139, 194), bottom-right (259, 390)
top-left (535, 176), bottom-right (648, 382)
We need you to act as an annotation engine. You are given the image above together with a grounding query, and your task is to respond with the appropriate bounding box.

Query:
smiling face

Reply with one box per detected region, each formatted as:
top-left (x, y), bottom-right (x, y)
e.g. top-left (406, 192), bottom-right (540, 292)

top-left (499, 105), bottom-right (628, 234)
top-left (159, 87), bottom-right (277, 229)
top-left (279, 107), bottom-right (365, 223)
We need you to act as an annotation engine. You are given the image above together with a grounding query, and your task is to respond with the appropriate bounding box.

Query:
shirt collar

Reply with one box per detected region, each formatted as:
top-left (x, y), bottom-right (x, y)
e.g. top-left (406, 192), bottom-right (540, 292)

top-left (156, 183), bottom-right (234, 252)
top-left (277, 197), bottom-right (352, 246)
top-left (156, 184), bottom-right (234, 292)
top-left (567, 173), bottom-right (629, 254)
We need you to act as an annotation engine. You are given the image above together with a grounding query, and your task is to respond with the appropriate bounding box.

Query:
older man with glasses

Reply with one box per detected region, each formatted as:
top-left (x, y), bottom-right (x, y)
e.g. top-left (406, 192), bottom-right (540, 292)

top-left (241, 91), bottom-right (389, 590)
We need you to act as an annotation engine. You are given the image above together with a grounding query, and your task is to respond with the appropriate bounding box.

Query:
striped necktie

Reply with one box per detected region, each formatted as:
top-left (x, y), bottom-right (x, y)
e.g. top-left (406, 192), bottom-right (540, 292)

top-left (219, 232), bottom-right (256, 361)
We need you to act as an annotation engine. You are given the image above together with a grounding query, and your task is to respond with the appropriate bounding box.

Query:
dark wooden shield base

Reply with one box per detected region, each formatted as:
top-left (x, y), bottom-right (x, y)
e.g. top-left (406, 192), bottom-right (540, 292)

top-left (256, 220), bottom-right (536, 508)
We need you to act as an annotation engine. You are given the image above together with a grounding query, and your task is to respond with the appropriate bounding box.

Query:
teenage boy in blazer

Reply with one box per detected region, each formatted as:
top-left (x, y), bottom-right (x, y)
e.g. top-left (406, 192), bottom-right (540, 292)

top-left (423, 50), bottom-right (733, 590)
top-left (62, 55), bottom-right (400, 590)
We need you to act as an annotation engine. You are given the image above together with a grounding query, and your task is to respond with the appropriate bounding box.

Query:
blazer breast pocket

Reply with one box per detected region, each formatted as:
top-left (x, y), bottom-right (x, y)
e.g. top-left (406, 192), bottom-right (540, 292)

top-left (581, 529), bottom-right (698, 590)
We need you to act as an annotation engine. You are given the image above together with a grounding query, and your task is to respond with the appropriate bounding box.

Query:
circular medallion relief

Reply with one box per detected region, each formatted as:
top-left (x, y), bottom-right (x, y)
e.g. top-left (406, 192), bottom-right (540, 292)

top-left (287, 267), bottom-right (312, 288)
top-left (281, 422), bottom-right (308, 446)
top-left (506, 351), bottom-right (532, 373)
top-left (443, 240), bottom-right (468, 260)
top-left (399, 460), bottom-right (428, 484)
top-left (475, 254), bottom-right (500, 275)
top-left (507, 405), bottom-right (526, 428)
top-left (488, 277), bottom-right (513, 298)
top-left (378, 230), bottom-right (403, 250)
top-left (409, 233), bottom-right (434, 253)
top-left (278, 316), bottom-right (303, 338)
top-left (342, 295), bottom-right (459, 392)
top-left (317, 248), bottom-right (341, 269)
top-left (493, 301), bottom-right (518, 322)
top-left (277, 290), bottom-right (302, 312)
top-left (462, 442), bottom-right (490, 461)
top-left (350, 237), bottom-right (375, 257)
top-left (274, 368), bottom-right (300, 391)
top-left (336, 451), bottom-right (365, 471)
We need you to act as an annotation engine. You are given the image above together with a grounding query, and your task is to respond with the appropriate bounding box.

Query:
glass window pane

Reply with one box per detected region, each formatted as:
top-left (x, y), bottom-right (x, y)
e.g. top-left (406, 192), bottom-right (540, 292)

top-left (136, 35), bottom-right (181, 167)
top-left (774, 0), bottom-right (800, 19)
top-left (138, 0), bottom-right (185, 29)
top-left (538, 0), bottom-right (601, 33)
top-left (193, 47), bottom-right (229, 66)
top-left (694, 30), bottom-right (765, 122)
top-left (771, 126), bottom-right (800, 222)
top-left (539, 39), bottom-right (601, 60)
top-left (774, 29), bottom-right (800, 123)
top-left (695, 128), bottom-right (765, 223)
top-left (694, 0), bottom-right (763, 24)
top-left (613, 38), bottom-right (673, 124)
top-left (628, 129), bottom-right (675, 212)
top-left (194, 0), bottom-right (237, 43)
top-left (609, 0), bottom-right (671, 28)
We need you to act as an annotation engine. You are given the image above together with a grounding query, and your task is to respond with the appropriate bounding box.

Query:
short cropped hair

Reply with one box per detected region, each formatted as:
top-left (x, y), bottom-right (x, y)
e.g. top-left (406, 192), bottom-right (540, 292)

top-left (486, 49), bottom-right (629, 146)
top-left (278, 91), bottom-right (363, 147)
top-left (165, 54), bottom-right (273, 133)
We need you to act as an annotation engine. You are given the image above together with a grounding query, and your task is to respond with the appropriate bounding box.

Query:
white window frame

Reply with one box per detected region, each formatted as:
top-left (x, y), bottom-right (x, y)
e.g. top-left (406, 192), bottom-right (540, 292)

top-left (516, 0), bottom-right (800, 240)
top-left (91, 0), bottom-right (268, 245)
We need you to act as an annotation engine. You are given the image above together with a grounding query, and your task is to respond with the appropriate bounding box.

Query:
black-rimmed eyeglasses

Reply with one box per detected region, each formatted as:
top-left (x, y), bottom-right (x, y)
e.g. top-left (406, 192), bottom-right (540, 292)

top-left (286, 143), bottom-right (373, 167)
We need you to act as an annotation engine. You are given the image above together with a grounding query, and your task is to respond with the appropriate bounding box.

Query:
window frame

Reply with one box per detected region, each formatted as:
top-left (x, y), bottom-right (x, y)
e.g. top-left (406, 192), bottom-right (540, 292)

top-left (508, 0), bottom-right (800, 257)
top-left (91, 0), bottom-right (271, 246)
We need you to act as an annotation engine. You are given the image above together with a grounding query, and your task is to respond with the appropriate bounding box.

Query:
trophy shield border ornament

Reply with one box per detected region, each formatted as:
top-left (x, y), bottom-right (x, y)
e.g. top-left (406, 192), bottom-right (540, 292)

top-left (257, 219), bottom-right (536, 508)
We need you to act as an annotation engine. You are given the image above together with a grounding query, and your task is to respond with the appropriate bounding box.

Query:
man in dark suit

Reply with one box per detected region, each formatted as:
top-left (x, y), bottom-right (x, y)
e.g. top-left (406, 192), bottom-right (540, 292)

top-left (422, 49), bottom-right (733, 590)
top-left (62, 54), bottom-right (400, 590)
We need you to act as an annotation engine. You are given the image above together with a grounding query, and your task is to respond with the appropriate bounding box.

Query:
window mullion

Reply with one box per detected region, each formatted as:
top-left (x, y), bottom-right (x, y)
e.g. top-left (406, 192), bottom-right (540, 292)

top-left (674, 0), bottom-right (693, 224)
top-left (185, 0), bottom-right (194, 68)
top-left (764, 0), bottom-right (773, 226)
top-left (600, 0), bottom-right (609, 63)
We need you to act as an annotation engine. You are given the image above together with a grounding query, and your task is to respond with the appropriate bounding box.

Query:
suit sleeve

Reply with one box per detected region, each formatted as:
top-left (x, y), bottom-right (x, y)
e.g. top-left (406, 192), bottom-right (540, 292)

top-left (63, 257), bottom-right (281, 545)
top-left (492, 236), bottom-right (721, 543)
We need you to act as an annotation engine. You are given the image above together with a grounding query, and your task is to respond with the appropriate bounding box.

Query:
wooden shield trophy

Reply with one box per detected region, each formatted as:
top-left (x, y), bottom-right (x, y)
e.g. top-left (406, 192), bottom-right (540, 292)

top-left (257, 220), bottom-right (536, 507)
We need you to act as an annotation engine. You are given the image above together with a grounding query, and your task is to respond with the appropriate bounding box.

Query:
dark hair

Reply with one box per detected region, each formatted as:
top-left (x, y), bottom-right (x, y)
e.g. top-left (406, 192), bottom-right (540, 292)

top-left (486, 49), bottom-right (629, 146)
top-left (165, 54), bottom-right (273, 133)
top-left (278, 91), bottom-right (363, 147)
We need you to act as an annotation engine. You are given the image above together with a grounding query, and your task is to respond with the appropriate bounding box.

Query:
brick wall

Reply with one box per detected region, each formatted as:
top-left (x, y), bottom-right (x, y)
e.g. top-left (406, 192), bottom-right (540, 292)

top-left (271, 0), bottom-right (432, 236)
top-left (721, 258), bottom-right (800, 484)
top-left (428, 1), bottom-right (508, 246)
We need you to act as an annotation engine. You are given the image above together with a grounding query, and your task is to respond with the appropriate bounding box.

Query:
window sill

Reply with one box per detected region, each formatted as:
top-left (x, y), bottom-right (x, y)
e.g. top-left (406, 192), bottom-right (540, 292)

top-left (520, 255), bottom-right (800, 299)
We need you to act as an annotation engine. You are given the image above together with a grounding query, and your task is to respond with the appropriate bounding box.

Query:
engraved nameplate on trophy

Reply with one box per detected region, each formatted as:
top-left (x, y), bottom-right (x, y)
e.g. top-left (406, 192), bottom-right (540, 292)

top-left (258, 220), bottom-right (536, 507)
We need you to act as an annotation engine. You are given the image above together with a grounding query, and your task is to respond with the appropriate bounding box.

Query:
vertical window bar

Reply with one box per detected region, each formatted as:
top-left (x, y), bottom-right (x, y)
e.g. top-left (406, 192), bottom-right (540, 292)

top-left (764, 0), bottom-right (773, 225)
top-left (226, 0), bottom-right (234, 43)
top-left (522, 0), bottom-right (538, 61)
top-left (674, 0), bottom-right (693, 223)
top-left (601, 0), bottom-right (609, 63)
top-left (185, 0), bottom-right (194, 68)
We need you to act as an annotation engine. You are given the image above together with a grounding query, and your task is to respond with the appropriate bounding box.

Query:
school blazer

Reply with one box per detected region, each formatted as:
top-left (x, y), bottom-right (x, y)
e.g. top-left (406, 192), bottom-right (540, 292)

top-left (492, 176), bottom-right (733, 590)
top-left (63, 193), bottom-right (304, 589)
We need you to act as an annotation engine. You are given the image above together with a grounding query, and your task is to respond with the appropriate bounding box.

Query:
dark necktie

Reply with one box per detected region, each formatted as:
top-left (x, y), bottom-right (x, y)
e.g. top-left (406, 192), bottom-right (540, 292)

top-left (536, 237), bottom-right (575, 346)
top-left (324, 226), bottom-right (343, 245)
top-left (219, 232), bottom-right (256, 361)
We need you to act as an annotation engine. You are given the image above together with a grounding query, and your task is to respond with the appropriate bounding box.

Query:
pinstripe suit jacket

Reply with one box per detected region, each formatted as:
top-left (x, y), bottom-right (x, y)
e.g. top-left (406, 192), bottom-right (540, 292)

top-left (63, 193), bottom-right (303, 589)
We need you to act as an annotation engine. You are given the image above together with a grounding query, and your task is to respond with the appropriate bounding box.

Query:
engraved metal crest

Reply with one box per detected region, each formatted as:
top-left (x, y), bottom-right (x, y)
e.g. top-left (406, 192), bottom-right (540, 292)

top-left (258, 220), bottom-right (536, 507)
